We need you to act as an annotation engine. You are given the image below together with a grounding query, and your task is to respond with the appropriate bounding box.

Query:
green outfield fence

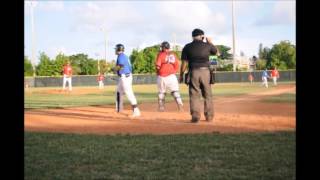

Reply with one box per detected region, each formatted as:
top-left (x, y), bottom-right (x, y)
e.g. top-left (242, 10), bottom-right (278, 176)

top-left (24, 70), bottom-right (295, 88)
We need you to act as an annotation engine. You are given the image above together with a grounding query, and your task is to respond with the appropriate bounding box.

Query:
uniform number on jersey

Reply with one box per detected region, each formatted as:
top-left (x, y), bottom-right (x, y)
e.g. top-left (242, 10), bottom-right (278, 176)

top-left (166, 54), bottom-right (175, 64)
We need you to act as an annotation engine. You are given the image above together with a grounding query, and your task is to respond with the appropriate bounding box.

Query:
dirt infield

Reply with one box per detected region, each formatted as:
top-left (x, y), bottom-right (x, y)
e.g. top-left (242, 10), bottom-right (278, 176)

top-left (25, 85), bottom-right (295, 135)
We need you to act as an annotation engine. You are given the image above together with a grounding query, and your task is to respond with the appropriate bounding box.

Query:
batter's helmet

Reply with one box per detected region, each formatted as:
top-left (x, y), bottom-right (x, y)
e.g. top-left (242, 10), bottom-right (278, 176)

top-left (192, 28), bottom-right (204, 37)
top-left (161, 41), bottom-right (170, 50)
top-left (115, 44), bottom-right (125, 52)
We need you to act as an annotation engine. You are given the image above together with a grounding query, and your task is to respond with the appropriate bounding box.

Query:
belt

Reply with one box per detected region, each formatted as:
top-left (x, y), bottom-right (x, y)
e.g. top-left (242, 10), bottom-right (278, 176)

top-left (119, 73), bottom-right (131, 77)
top-left (191, 67), bottom-right (209, 70)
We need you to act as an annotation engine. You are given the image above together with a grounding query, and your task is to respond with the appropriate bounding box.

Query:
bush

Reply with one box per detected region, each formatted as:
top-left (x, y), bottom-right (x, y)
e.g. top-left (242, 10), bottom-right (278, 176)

top-left (217, 64), bottom-right (233, 71)
top-left (236, 66), bottom-right (248, 71)
top-left (256, 59), bottom-right (267, 70)
top-left (24, 57), bottom-right (34, 76)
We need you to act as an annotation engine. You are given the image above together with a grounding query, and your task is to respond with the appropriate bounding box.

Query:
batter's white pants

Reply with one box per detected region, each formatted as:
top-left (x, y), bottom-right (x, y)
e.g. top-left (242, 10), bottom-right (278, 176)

top-left (272, 77), bottom-right (277, 85)
top-left (98, 81), bottom-right (104, 89)
top-left (62, 75), bottom-right (72, 91)
top-left (116, 74), bottom-right (138, 112)
top-left (262, 77), bottom-right (268, 88)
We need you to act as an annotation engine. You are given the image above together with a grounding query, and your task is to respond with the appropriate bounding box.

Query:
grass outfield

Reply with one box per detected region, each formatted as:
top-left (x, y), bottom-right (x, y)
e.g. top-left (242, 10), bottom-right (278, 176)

top-left (261, 93), bottom-right (296, 103)
top-left (24, 82), bottom-right (295, 109)
top-left (25, 131), bottom-right (295, 180)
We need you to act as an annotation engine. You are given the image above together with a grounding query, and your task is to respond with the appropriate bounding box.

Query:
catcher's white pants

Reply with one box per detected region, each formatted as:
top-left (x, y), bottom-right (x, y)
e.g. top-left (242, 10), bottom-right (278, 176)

top-left (157, 74), bottom-right (183, 105)
top-left (116, 74), bottom-right (138, 112)
top-left (272, 77), bottom-right (277, 85)
top-left (62, 74), bottom-right (72, 91)
top-left (262, 77), bottom-right (268, 88)
top-left (98, 81), bottom-right (104, 89)
top-left (157, 74), bottom-right (180, 93)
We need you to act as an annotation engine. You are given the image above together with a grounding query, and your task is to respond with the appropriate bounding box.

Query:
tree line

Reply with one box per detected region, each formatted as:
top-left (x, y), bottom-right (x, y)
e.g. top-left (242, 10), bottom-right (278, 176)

top-left (256, 40), bottom-right (296, 70)
top-left (24, 40), bottom-right (295, 76)
top-left (25, 53), bottom-right (116, 77)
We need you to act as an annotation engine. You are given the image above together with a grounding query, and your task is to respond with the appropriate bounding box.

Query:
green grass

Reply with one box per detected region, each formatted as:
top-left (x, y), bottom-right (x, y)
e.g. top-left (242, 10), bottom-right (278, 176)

top-left (212, 83), bottom-right (268, 96)
top-left (25, 82), bottom-right (295, 109)
top-left (261, 93), bottom-right (296, 103)
top-left (25, 131), bottom-right (295, 180)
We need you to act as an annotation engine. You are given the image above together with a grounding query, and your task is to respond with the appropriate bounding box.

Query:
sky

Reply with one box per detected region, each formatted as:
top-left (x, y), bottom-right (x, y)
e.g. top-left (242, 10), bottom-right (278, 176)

top-left (24, 0), bottom-right (296, 64)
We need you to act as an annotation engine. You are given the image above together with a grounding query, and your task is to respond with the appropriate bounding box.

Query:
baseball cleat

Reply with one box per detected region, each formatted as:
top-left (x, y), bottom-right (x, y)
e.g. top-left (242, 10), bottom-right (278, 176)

top-left (178, 104), bottom-right (184, 112)
top-left (191, 117), bottom-right (200, 123)
top-left (130, 108), bottom-right (141, 118)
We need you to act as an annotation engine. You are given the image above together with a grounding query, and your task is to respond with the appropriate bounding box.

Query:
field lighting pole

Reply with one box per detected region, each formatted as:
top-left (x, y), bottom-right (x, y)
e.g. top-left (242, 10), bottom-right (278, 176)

top-left (104, 31), bottom-right (107, 64)
top-left (173, 33), bottom-right (176, 51)
top-left (100, 27), bottom-right (107, 64)
top-left (30, 1), bottom-right (37, 77)
top-left (232, 0), bottom-right (236, 72)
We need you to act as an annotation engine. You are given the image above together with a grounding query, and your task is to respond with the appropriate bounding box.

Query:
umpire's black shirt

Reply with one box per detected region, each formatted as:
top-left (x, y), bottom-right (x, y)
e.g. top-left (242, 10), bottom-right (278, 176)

top-left (181, 40), bottom-right (218, 69)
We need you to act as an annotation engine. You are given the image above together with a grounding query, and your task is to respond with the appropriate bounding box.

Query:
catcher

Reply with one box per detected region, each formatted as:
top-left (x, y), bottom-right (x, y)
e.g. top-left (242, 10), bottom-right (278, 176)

top-left (155, 41), bottom-right (183, 112)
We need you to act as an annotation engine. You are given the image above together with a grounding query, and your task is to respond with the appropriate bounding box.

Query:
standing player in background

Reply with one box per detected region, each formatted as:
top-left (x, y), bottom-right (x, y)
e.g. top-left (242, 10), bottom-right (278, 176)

top-left (155, 41), bottom-right (183, 112)
top-left (114, 44), bottom-right (141, 118)
top-left (261, 69), bottom-right (270, 88)
top-left (62, 62), bottom-right (73, 91)
top-left (97, 72), bottom-right (105, 89)
top-left (248, 73), bottom-right (254, 84)
top-left (24, 80), bottom-right (29, 89)
top-left (271, 67), bottom-right (280, 86)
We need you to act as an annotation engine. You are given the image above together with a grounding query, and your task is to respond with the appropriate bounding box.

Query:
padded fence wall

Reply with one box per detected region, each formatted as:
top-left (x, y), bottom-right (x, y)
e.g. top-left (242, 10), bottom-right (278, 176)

top-left (25, 70), bottom-right (295, 87)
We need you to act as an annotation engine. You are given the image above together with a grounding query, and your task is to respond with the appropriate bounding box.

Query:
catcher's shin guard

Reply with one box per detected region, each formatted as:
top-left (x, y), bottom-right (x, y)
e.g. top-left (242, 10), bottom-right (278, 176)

top-left (171, 91), bottom-right (183, 111)
top-left (158, 93), bottom-right (166, 112)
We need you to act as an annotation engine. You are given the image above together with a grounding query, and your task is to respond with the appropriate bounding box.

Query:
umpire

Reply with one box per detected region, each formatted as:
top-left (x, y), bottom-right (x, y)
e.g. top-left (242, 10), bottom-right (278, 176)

top-left (179, 28), bottom-right (218, 123)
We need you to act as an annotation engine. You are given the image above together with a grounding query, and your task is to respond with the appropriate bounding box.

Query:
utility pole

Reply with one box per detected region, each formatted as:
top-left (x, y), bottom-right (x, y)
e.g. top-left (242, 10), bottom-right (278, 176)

top-left (172, 33), bottom-right (176, 52)
top-left (104, 31), bottom-right (107, 64)
top-left (30, 1), bottom-right (37, 77)
top-left (232, 0), bottom-right (236, 72)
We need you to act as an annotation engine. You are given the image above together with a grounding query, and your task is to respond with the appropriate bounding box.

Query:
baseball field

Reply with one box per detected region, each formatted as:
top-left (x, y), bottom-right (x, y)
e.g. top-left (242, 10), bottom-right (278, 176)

top-left (24, 82), bottom-right (296, 179)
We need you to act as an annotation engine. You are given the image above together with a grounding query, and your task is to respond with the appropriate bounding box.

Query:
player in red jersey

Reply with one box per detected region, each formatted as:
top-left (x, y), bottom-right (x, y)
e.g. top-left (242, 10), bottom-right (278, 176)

top-left (271, 67), bottom-right (280, 86)
top-left (97, 72), bottom-right (105, 89)
top-left (155, 41), bottom-right (183, 112)
top-left (62, 62), bottom-right (73, 91)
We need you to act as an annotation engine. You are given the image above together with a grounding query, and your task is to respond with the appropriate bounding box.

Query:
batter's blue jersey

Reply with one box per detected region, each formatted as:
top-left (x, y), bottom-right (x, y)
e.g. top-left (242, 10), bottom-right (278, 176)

top-left (116, 53), bottom-right (132, 75)
top-left (262, 70), bottom-right (268, 77)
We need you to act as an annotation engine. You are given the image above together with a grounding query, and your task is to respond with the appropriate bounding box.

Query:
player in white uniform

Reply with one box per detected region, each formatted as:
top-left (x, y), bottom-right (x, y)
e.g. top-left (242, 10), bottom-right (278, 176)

top-left (261, 69), bottom-right (270, 88)
top-left (97, 72), bottom-right (105, 89)
top-left (156, 41), bottom-right (183, 112)
top-left (62, 62), bottom-right (72, 91)
top-left (114, 44), bottom-right (141, 118)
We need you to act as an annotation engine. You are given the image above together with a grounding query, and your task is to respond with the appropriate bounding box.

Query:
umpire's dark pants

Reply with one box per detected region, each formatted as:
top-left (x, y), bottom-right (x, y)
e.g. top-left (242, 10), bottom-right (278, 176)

top-left (189, 67), bottom-right (213, 120)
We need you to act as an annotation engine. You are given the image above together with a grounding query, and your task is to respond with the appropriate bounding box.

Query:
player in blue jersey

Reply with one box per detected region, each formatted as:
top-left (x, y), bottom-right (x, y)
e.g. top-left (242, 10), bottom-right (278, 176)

top-left (114, 44), bottom-right (141, 118)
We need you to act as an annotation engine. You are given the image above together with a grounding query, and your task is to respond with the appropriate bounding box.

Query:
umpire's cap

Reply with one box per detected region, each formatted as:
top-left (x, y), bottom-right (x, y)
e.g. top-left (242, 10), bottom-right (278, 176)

top-left (192, 28), bottom-right (204, 37)
top-left (161, 41), bottom-right (170, 50)
top-left (115, 44), bottom-right (125, 52)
